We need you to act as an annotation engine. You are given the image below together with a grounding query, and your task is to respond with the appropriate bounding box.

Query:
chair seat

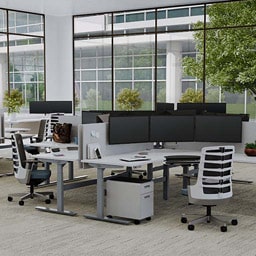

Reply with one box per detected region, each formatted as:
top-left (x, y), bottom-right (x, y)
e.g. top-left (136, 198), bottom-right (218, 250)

top-left (30, 169), bottom-right (51, 180)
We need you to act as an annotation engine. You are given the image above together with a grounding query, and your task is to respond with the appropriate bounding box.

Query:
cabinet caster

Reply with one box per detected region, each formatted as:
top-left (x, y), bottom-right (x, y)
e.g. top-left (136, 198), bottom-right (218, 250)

top-left (188, 224), bottom-right (194, 231)
top-left (7, 196), bottom-right (13, 202)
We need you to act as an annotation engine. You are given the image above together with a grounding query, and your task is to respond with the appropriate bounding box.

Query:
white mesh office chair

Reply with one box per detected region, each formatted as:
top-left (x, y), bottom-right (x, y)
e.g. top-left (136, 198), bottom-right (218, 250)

top-left (8, 133), bottom-right (54, 206)
top-left (181, 145), bottom-right (238, 232)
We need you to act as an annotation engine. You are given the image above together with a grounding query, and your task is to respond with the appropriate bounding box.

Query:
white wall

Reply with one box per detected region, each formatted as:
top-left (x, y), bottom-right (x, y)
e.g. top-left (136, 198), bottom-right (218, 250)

top-left (45, 15), bottom-right (73, 102)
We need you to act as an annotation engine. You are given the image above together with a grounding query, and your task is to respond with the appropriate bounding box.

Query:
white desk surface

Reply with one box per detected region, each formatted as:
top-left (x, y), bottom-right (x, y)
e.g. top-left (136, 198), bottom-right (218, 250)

top-left (35, 150), bottom-right (79, 162)
top-left (5, 127), bottom-right (30, 133)
top-left (0, 141), bottom-right (11, 149)
top-left (24, 141), bottom-right (78, 149)
top-left (82, 148), bottom-right (201, 168)
top-left (83, 148), bottom-right (256, 167)
top-left (234, 153), bottom-right (256, 164)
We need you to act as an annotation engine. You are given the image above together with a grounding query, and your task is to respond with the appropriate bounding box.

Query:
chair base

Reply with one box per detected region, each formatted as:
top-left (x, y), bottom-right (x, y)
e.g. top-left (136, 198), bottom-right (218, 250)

top-left (181, 205), bottom-right (238, 232)
top-left (8, 190), bottom-right (54, 206)
top-left (111, 169), bottom-right (147, 179)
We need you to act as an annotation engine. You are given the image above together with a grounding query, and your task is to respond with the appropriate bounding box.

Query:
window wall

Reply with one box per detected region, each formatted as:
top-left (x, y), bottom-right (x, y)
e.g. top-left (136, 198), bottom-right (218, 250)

top-left (74, 0), bottom-right (256, 118)
top-left (0, 9), bottom-right (45, 112)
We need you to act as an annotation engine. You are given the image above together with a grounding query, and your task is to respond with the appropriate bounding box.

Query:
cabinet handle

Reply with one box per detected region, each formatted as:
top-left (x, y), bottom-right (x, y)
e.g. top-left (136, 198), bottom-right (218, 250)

top-left (144, 185), bottom-right (150, 188)
top-left (144, 195), bottom-right (150, 199)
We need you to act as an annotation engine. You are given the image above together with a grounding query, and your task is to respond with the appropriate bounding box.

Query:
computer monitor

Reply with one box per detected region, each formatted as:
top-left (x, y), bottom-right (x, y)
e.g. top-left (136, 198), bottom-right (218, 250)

top-left (195, 115), bottom-right (242, 142)
top-left (109, 115), bottom-right (150, 144)
top-left (29, 101), bottom-right (72, 114)
top-left (156, 102), bottom-right (174, 112)
top-left (177, 103), bottom-right (226, 114)
top-left (150, 115), bottom-right (195, 142)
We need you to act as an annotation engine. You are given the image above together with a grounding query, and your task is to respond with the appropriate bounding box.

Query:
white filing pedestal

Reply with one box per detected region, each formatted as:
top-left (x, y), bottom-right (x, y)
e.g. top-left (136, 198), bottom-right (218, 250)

top-left (106, 177), bottom-right (154, 223)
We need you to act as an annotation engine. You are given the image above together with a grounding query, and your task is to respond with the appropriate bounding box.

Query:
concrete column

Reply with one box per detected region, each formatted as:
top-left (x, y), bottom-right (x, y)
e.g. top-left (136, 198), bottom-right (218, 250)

top-left (166, 41), bottom-right (182, 107)
top-left (45, 15), bottom-right (73, 102)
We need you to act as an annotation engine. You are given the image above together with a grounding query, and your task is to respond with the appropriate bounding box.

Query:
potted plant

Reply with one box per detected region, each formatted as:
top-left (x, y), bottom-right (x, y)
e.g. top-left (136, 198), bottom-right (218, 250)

top-left (244, 141), bottom-right (256, 156)
top-left (3, 89), bottom-right (23, 120)
top-left (116, 88), bottom-right (143, 111)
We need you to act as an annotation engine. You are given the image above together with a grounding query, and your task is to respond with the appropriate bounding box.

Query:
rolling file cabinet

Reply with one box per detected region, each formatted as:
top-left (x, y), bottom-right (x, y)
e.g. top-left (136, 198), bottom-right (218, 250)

top-left (106, 177), bottom-right (154, 224)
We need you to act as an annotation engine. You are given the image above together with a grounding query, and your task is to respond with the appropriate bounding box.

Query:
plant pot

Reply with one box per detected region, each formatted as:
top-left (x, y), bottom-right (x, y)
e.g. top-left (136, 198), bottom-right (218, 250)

top-left (9, 112), bottom-right (17, 121)
top-left (244, 148), bottom-right (256, 156)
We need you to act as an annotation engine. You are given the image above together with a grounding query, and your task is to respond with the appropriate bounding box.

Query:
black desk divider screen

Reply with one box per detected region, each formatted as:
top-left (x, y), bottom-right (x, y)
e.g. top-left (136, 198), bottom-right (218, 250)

top-left (109, 115), bottom-right (150, 144)
top-left (29, 101), bottom-right (72, 114)
top-left (150, 115), bottom-right (195, 142)
top-left (195, 115), bottom-right (242, 142)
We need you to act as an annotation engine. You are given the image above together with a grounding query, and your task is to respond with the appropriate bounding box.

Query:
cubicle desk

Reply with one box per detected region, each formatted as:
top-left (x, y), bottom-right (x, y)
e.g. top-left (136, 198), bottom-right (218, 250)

top-left (34, 150), bottom-right (79, 216)
top-left (82, 149), bottom-right (200, 224)
top-left (24, 141), bottom-right (80, 182)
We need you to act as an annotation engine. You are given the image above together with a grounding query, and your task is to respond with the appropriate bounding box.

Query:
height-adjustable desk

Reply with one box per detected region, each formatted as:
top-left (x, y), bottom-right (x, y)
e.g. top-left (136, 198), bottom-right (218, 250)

top-left (82, 149), bottom-right (200, 224)
top-left (33, 150), bottom-right (79, 216)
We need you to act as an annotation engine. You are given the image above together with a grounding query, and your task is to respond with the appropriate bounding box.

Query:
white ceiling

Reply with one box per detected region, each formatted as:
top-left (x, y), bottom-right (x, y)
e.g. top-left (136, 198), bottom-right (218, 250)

top-left (0, 0), bottom-right (227, 16)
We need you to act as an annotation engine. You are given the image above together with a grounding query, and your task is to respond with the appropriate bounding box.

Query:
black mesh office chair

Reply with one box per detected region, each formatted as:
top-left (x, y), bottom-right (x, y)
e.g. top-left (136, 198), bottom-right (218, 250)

top-left (181, 145), bottom-right (238, 232)
top-left (8, 133), bottom-right (54, 206)
top-left (25, 119), bottom-right (49, 155)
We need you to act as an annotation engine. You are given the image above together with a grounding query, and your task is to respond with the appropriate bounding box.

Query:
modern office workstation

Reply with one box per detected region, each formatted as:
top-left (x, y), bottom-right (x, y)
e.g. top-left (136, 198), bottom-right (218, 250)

top-left (0, 0), bottom-right (256, 255)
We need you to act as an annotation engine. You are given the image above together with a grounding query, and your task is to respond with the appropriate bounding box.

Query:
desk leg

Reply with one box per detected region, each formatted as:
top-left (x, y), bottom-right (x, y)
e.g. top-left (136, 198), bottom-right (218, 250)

top-left (36, 162), bottom-right (77, 216)
top-left (163, 164), bottom-right (169, 200)
top-left (68, 161), bottom-right (74, 180)
top-left (181, 165), bottom-right (189, 196)
top-left (84, 167), bottom-right (130, 225)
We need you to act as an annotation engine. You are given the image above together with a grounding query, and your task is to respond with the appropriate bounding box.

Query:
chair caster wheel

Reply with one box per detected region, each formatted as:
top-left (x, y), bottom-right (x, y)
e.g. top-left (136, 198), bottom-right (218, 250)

top-left (19, 200), bottom-right (24, 206)
top-left (49, 194), bottom-right (54, 199)
top-left (221, 226), bottom-right (227, 232)
top-left (134, 220), bottom-right (140, 225)
top-left (231, 219), bottom-right (238, 225)
top-left (45, 199), bottom-right (51, 204)
top-left (188, 224), bottom-right (194, 231)
top-left (181, 217), bottom-right (187, 223)
top-left (8, 196), bottom-right (13, 202)
top-left (139, 175), bottom-right (143, 180)
top-left (106, 215), bottom-right (113, 218)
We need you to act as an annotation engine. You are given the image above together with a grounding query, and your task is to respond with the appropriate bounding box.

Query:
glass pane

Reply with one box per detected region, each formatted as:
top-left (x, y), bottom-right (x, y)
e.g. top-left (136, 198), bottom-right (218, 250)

top-left (0, 9), bottom-right (7, 32)
top-left (8, 38), bottom-right (45, 107)
top-left (114, 34), bottom-right (155, 110)
top-left (74, 37), bottom-right (112, 111)
top-left (9, 11), bottom-right (44, 36)
top-left (74, 14), bottom-right (112, 37)
top-left (113, 10), bottom-right (154, 35)
top-left (206, 1), bottom-right (256, 28)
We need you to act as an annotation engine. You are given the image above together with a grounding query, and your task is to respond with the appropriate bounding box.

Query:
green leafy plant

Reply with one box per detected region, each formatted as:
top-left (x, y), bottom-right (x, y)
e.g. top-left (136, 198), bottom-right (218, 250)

top-left (116, 88), bottom-right (143, 111)
top-left (245, 141), bottom-right (256, 149)
top-left (179, 88), bottom-right (203, 103)
top-left (3, 89), bottom-right (23, 114)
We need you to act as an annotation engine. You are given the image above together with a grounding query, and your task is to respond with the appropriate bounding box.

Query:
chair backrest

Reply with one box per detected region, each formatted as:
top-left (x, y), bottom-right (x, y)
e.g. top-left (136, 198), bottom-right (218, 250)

top-left (188, 145), bottom-right (235, 203)
top-left (11, 133), bottom-right (30, 184)
top-left (37, 119), bottom-right (49, 142)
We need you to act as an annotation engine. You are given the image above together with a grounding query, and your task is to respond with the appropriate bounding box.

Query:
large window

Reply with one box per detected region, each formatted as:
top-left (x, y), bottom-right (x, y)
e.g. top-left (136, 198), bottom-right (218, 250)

top-left (0, 9), bottom-right (45, 113)
top-left (74, 0), bottom-right (256, 118)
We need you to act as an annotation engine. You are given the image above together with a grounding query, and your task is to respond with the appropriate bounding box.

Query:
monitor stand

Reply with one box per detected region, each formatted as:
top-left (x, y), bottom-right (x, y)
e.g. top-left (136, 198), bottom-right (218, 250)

top-left (153, 142), bottom-right (164, 149)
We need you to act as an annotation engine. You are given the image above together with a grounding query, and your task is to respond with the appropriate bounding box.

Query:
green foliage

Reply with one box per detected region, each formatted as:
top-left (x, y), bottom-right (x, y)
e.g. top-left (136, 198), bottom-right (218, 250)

top-left (245, 141), bottom-right (256, 149)
top-left (85, 89), bottom-right (102, 110)
top-left (179, 88), bottom-right (203, 103)
top-left (182, 0), bottom-right (256, 95)
top-left (3, 89), bottom-right (23, 113)
top-left (116, 88), bottom-right (143, 111)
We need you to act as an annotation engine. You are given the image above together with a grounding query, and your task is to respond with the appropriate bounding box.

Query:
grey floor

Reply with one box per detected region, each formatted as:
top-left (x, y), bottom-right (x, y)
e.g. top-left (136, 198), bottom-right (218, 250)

top-left (1, 147), bottom-right (256, 256)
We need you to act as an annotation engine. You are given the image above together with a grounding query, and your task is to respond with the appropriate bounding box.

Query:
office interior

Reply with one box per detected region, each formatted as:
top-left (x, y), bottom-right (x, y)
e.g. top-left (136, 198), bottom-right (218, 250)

top-left (0, 0), bottom-right (256, 255)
